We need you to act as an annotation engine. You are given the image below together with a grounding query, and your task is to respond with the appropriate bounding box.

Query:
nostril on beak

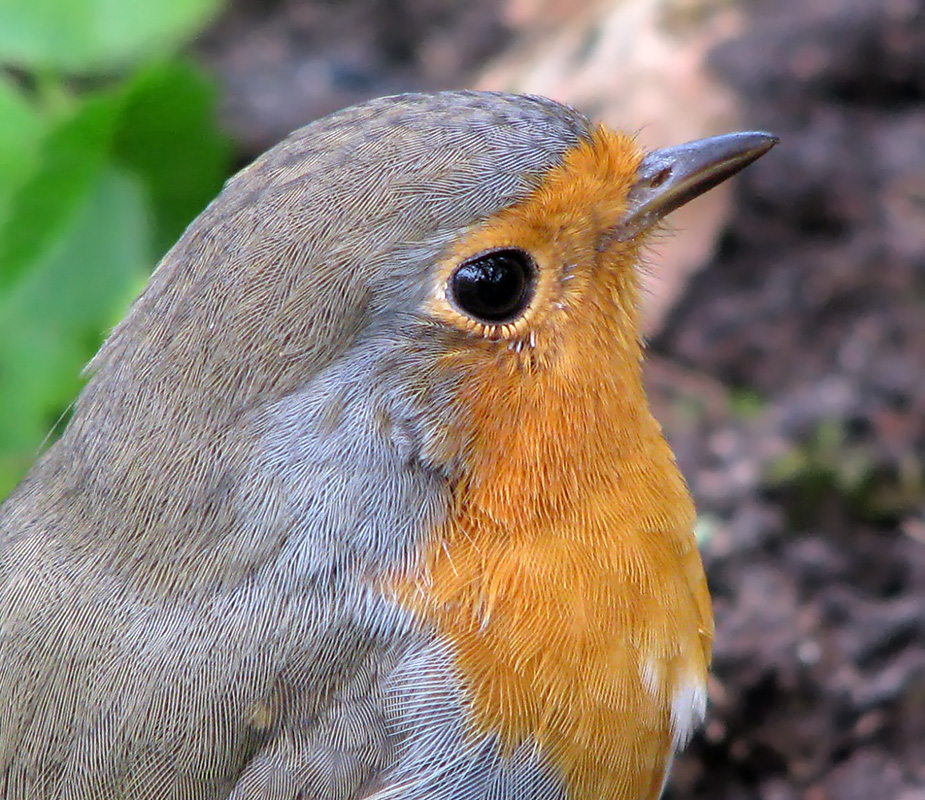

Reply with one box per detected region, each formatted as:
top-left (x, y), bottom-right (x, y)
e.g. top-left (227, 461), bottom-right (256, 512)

top-left (647, 167), bottom-right (671, 189)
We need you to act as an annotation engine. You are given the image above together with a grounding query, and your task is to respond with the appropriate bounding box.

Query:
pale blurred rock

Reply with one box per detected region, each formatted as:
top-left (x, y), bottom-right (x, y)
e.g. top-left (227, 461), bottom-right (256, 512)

top-left (476, 0), bottom-right (747, 334)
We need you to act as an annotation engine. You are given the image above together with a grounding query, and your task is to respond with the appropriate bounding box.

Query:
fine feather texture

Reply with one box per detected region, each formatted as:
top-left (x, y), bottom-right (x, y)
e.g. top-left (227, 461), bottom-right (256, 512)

top-left (0, 91), bottom-right (715, 800)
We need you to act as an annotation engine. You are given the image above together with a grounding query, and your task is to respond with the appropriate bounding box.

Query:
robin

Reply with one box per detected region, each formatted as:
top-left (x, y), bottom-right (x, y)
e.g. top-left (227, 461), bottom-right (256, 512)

top-left (0, 91), bottom-right (775, 799)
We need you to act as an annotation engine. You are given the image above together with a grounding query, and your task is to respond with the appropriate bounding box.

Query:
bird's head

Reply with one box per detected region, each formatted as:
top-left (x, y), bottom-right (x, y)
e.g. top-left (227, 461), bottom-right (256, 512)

top-left (19, 92), bottom-right (773, 597)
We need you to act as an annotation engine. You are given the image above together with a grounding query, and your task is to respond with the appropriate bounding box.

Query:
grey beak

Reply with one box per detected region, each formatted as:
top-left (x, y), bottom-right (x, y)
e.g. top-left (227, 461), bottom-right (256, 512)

top-left (612, 131), bottom-right (778, 242)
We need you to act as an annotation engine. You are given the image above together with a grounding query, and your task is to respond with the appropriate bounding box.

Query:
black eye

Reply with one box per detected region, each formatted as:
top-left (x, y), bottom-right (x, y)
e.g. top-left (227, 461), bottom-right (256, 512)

top-left (448, 248), bottom-right (535, 324)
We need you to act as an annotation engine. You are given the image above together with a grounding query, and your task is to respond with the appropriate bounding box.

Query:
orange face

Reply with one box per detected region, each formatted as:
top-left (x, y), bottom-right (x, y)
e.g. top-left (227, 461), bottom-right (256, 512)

top-left (392, 126), bottom-right (714, 800)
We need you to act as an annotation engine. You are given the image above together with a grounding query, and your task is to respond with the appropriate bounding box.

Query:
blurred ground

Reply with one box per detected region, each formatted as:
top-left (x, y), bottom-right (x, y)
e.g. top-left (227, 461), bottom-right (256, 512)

top-left (198, 1), bottom-right (925, 797)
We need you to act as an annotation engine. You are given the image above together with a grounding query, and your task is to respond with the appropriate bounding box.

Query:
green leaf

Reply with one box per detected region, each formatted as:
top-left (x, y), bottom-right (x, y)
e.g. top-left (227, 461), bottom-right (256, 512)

top-left (0, 77), bottom-right (46, 221)
top-left (0, 90), bottom-right (124, 294)
top-left (0, 0), bottom-right (222, 73)
top-left (113, 61), bottom-right (231, 257)
top-left (0, 165), bottom-right (151, 496)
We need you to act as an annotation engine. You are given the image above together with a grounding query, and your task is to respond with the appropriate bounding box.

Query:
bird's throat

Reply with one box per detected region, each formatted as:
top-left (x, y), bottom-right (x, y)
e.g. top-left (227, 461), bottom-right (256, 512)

top-left (392, 353), bottom-right (712, 800)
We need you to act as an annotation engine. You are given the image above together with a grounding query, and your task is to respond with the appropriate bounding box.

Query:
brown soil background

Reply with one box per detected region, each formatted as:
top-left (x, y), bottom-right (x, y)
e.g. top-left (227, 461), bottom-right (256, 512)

top-left (199, 2), bottom-right (925, 797)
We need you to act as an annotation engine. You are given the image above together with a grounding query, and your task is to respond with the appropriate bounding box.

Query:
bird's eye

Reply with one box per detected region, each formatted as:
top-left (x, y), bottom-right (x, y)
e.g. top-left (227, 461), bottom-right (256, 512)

top-left (448, 248), bottom-right (535, 324)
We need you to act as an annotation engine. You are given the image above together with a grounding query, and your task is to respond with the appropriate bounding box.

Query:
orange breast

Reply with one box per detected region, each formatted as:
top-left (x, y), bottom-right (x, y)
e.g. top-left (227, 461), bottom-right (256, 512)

top-left (392, 127), bottom-right (713, 800)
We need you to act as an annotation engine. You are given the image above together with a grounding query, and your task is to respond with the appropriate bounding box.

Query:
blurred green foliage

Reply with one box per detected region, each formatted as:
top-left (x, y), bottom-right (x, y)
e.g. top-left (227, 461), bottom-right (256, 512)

top-left (0, 0), bottom-right (231, 498)
top-left (767, 421), bottom-right (924, 527)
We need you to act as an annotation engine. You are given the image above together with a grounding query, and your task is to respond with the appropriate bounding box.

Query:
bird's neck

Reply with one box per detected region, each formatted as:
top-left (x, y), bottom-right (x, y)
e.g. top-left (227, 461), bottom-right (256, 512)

top-left (393, 342), bottom-right (712, 800)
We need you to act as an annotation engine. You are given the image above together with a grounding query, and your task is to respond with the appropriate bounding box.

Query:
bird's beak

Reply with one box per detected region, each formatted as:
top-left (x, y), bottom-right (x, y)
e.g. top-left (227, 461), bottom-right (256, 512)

top-left (612, 131), bottom-right (778, 242)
